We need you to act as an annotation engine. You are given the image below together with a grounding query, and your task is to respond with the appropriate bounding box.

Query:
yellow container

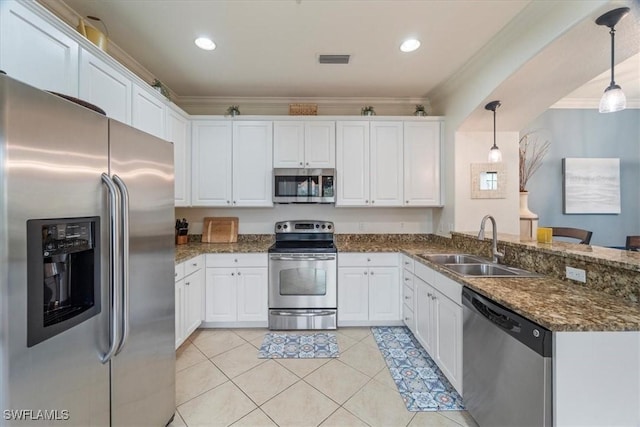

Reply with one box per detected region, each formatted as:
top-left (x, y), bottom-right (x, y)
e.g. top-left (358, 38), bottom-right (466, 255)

top-left (77, 19), bottom-right (107, 51)
top-left (537, 227), bottom-right (553, 244)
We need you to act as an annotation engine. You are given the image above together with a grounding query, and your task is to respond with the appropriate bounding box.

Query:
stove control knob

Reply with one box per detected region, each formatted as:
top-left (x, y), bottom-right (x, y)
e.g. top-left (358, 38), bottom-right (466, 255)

top-left (283, 224), bottom-right (288, 229)
top-left (316, 224), bottom-right (320, 228)
top-left (328, 224), bottom-right (332, 230)
top-left (321, 224), bottom-right (326, 229)
top-left (277, 224), bottom-right (282, 230)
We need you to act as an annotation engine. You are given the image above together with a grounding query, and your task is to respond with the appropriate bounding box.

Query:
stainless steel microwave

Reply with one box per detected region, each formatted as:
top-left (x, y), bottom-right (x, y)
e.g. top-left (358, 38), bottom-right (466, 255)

top-left (273, 168), bottom-right (335, 204)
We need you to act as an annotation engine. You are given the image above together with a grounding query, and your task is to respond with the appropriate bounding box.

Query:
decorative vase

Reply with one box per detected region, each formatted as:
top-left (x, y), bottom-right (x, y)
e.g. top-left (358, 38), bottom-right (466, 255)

top-left (519, 191), bottom-right (539, 241)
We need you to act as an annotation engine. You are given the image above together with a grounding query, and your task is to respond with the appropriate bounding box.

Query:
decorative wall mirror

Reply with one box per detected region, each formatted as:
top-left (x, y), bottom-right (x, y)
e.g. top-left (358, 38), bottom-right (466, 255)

top-left (471, 163), bottom-right (507, 199)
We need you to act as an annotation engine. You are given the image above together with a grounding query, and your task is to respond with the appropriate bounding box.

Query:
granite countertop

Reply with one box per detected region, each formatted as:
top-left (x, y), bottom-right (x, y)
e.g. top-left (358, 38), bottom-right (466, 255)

top-left (174, 233), bottom-right (640, 332)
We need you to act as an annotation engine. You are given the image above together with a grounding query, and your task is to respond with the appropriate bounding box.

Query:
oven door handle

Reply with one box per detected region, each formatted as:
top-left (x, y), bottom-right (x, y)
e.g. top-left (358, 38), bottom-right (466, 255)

top-left (271, 310), bottom-right (336, 317)
top-left (270, 255), bottom-right (336, 261)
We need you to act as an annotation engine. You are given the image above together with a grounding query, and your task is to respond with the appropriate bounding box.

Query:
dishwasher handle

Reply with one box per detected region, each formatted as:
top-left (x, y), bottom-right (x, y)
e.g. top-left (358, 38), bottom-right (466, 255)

top-left (462, 287), bottom-right (552, 357)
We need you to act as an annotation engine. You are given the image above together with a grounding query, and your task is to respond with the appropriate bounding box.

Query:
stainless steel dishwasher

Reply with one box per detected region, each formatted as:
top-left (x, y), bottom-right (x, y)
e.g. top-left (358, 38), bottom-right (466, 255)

top-left (462, 288), bottom-right (552, 427)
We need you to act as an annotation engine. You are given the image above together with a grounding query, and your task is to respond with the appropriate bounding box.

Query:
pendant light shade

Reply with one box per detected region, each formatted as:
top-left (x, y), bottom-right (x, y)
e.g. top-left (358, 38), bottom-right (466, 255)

top-left (485, 100), bottom-right (502, 163)
top-left (596, 7), bottom-right (630, 113)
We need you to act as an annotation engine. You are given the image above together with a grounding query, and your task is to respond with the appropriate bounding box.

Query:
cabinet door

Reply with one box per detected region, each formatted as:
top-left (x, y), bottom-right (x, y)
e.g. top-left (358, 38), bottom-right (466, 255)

top-left (414, 278), bottom-right (435, 356)
top-left (205, 268), bottom-right (237, 322)
top-left (236, 267), bottom-right (268, 322)
top-left (368, 267), bottom-right (401, 322)
top-left (305, 121), bottom-right (336, 168)
top-left (434, 292), bottom-right (463, 394)
top-left (191, 121), bottom-right (233, 206)
top-left (404, 121), bottom-right (441, 206)
top-left (167, 106), bottom-right (191, 206)
top-left (273, 121), bottom-right (304, 167)
top-left (370, 121), bottom-right (403, 206)
top-left (184, 268), bottom-right (204, 337)
top-left (79, 49), bottom-right (131, 124)
top-left (0, 1), bottom-right (78, 96)
top-left (337, 267), bottom-right (369, 323)
top-left (336, 121), bottom-right (369, 206)
top-left (175, 279), bottom-right (185, 349)
top-left (232, 121), bottom-right (273, 207)
top-left (132, 84), bottom-right (165, 139)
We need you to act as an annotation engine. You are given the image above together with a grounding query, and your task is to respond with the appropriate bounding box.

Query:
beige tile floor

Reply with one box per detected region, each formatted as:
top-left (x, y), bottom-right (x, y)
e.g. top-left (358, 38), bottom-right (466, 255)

top-left (170, 327), bottom-right (479, 427)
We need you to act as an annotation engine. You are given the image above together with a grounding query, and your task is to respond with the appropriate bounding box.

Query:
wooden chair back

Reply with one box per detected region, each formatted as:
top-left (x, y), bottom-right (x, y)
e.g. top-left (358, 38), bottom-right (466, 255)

top-left (551, 227), bottom-right (593, 245)
top-left (626, 236), bottom-right (640, 251)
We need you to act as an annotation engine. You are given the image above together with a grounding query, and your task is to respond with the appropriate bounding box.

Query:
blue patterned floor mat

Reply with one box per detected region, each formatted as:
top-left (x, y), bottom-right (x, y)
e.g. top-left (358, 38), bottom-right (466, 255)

top-left (372, 326), bottom-right (465, 411)
top-left (257, 332), bottom-right (339, 358)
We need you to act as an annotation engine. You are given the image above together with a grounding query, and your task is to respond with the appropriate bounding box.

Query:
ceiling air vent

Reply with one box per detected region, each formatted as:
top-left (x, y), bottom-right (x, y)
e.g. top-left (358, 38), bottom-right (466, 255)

top-left (318, 54), bottom-right (350, 64)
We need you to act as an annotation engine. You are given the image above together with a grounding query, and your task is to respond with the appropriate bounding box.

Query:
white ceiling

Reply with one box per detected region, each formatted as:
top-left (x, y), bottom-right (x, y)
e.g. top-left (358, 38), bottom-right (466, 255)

top-left (61, 0), bottom-right (639, 113)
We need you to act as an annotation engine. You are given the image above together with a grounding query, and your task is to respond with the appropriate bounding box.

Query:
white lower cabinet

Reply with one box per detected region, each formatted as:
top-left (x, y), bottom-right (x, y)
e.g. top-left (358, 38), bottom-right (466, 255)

top-left (204, 254), bottom-right (268, 326)
top-left (413, 262), bottom-right (463, 394)
top-left (338, 253), bottom-right (401, 326)
top-left (175, 255), bottom-right (204, 349)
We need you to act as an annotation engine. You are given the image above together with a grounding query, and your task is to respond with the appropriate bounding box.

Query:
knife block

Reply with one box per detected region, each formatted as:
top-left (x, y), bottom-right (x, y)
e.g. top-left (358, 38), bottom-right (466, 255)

top-left (176, 235), bottom-right (188, 245)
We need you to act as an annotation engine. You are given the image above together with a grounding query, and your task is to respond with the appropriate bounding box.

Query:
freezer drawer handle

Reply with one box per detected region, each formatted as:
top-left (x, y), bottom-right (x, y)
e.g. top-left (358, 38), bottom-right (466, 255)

top-left (100, 173), bottom-right (120, 364)
top-left (113, 175), bottom-right (130, 355)
top-left (472, 297), bottom-right (521, 333)
top-left (271, 310), bottom-right (335, 317)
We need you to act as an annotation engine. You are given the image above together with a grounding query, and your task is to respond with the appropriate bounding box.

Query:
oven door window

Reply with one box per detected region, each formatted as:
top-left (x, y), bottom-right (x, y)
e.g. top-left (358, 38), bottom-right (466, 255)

top-left (279, 267), bottom-right (327, 296)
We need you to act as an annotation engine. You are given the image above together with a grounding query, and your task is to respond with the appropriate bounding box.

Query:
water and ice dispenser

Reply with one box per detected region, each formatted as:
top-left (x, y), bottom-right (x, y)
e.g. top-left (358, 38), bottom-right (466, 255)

top-left (27, 217), bottom-right (101, 347)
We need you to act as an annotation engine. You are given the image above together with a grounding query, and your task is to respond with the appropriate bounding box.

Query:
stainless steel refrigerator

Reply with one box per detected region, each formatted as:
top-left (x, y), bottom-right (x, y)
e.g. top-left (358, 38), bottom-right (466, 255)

top-left (0, 75), bottom-right (175, 426)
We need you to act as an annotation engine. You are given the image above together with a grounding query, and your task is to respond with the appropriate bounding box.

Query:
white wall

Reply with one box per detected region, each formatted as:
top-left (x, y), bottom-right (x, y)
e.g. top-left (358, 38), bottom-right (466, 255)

top-left (454, 131), bottom-right (520, 235)
top-left (175, 205), bottom-right (437, 235)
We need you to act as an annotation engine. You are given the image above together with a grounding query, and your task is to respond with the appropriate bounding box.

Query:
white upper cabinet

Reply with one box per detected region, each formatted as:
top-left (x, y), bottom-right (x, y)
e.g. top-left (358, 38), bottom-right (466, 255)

top-left (336, 121), bottom-right (403, 207)
top-left (370, 121), bottom-right (403, 206)
top-left (273, 121), bottom-right (335, 168)
top-left (191, 121), bottom-right (233, 206)
top-left (403, 121), bottom-right (441, 206)
top-left (79, 49), bottom-right (131, 124)
top-left (232, 121), bottom-right (273, 207)
top-left (132, 84), bottom-right (165, 139)
top-left (0, 1), bottom-right (78, 96)
top-left (166, 105), bottom-right (191, 206)
top-left (336, 121), bottom-right (370, 206)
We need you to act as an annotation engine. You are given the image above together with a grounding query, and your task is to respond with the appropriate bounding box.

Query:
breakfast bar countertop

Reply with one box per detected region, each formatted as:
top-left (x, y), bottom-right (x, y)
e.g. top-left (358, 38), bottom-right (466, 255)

top-left (175, 233), bottom-right (640, 332)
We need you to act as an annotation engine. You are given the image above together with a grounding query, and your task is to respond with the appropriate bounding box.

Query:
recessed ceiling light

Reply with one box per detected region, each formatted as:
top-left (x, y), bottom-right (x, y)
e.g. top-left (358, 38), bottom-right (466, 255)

top-left (195, 37), bottom-right (216, 51)
top-left (400, 39), bottom-right (421, 53)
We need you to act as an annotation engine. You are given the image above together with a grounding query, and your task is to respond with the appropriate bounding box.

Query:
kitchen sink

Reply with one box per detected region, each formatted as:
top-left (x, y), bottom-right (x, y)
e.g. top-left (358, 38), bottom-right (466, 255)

top-left (419, 253), bottom-right (541, 277)
top-left (443, 263), bottom-right (541, 278)
top-left (419, 253), bottom-right (486, 264)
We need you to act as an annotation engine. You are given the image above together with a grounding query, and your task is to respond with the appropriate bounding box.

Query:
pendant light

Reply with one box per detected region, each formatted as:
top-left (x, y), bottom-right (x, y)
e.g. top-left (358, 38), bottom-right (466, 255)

top-left (485, 100), bottom-right (502, 163)
top-left (596, 7), bottom-right (630, 113)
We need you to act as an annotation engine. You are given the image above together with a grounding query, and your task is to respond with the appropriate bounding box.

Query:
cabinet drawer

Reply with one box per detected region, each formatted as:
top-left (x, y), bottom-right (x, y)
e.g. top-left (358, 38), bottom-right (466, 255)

top-left (184, 255), bottom-right (203, 276)
top-left (415, 261), bottom-right (435, 284)
top-left (401, 255), bottom-right (414, 272)
top-left (403, 284), bottom-right (414, 306)
top-left (206, 253), bottom-right (268, 268)
top-left (175, 263), bottom-right (185, 282)
top-left (402, 269), bottom-right (414, 289)
top-left (403, 304), bottom-right (414, 326)
top-left (433, 271), bottom-right (462, 306)
top-left (338, 252), bottom-right (398, 267)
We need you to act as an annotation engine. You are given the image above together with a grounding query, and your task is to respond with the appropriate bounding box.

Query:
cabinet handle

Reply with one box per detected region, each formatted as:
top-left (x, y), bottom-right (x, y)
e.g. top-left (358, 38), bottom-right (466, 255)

top-left (404, 277), bottom-right (410, 281)
top-left (371, 200), bottom-right (375, 204)
top-left (406, 200), bottom-right (409, 204)
top-left (427, 292), bottom-right (432, 297)
top-left (370, 271), bottom-right (375, 275)
top-left (365, 200), bottom-right (368, 204)
top-left (431, 295), bottom-right (437, 300)
top-left (404, 261), bottom-right (410, 265)
top-left (405, 317), bottom-right (410, 321)
top-left (226, 200), bottom-right (230, 204)
top-left (192, 262), bottom-right (198, 267)
top-left (364, 271), bottom-right (368, 275)
top-left (367, 258), bottom-right (371, 262)
top-left (404, 296), bottom-right (410, 300)
top-left (234, 259), bottom-right (238, 263)
top-left (185, 282), bottom-right (190, 286)
top-left (237, 272), bottom-right (241, 276)
top-left (174, 272), bottom-right (178, 277)
top-left (233, 201), bottom-right (236, 204)
top-left (299, 162), bottom-right (303, 166)
top-left (231, 272), bottom-right (235, 276)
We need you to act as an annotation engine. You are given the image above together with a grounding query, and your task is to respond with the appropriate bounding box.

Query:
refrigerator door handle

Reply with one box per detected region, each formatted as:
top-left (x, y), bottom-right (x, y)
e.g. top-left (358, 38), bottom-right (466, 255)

top-left (113, 175), bottom-right (130, 355)
top-left (100, 173), bottom-right (120, 364)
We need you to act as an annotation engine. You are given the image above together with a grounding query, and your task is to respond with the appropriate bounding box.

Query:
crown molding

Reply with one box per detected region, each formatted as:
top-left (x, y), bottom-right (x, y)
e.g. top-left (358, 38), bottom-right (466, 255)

top-left (550, 97), bottom-right (640, 109)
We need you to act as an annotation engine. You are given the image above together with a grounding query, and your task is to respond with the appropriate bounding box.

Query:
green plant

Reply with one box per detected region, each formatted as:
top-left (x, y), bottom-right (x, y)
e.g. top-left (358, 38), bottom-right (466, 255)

top-left (361, 106), bottom-right (375, 115)
top-left (151, 79), bottom-right (170, 100)
top-left (415, 104), bottom-right (425, 112)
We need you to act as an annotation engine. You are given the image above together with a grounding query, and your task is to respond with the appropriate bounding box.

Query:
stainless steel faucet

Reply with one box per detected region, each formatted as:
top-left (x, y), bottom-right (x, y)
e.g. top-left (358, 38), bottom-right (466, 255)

top-left (478, 215), bottom-right (504, 263)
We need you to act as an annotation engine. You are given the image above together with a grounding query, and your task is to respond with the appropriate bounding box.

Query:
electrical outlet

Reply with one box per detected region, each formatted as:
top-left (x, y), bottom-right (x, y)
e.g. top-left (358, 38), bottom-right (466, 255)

top-left (566, 266), bottom-right (586, 283)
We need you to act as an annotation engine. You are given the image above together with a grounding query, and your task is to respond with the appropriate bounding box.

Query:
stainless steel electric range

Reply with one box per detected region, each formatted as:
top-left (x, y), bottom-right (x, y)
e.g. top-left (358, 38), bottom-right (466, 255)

top-left (268, 220), bottom-right (337, 330)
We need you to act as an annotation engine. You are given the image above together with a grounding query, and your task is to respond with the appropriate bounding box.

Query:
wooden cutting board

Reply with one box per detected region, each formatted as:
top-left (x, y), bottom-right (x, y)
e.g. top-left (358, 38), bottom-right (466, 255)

top-left (201, 217), bottom-right (239, 243)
